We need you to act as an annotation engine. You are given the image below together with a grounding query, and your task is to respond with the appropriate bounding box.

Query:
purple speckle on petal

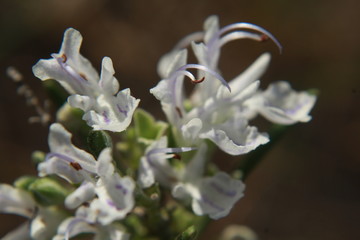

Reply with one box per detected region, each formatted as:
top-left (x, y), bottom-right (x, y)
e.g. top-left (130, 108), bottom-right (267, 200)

top-left (210, 182), bottom-right (237, 197)
top-left (106, 199), bottom-right (123, 210)
top-left (201, 195), bottom-right (225, 212)
top-left (115, 184), bottom-right (128, 195)
top-left (102, 111), bottom-right (111, 124)
top-left (116, 104), bottom-right (128, 117)
top-left (106, 199), bottom-right (116, 207)
top-left (283, 98), bottom-right (311, 116)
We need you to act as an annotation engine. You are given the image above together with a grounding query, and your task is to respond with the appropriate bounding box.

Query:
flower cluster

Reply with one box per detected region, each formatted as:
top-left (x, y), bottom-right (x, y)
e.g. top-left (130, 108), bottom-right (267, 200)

top-left (1, 15), bottom-right (316, 239)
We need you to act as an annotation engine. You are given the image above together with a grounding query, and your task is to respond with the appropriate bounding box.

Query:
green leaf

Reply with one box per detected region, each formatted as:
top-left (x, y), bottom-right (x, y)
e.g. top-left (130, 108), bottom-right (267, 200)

top-left (134, 109), bottom-right (168, 143)
top-left (175, 225), bottom-right (198, 240)
top-left (28, 177), bottom-right (69, 206)
top-left (124, 214), bottom-right (148, 237)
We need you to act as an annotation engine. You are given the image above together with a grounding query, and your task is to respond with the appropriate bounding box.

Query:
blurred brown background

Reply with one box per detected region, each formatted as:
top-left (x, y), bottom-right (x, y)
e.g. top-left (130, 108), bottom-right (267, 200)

top-left (0, 0), bottom-right (359, 239)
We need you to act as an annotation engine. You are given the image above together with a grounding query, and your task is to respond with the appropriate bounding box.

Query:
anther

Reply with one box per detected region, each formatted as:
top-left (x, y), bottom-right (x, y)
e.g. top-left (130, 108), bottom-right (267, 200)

top-left (191, 76), bottom-right (205, 84)
top-left (173, 153), bottom-right (181, 160)
top-left (260, 34), bottom-right (269, 42)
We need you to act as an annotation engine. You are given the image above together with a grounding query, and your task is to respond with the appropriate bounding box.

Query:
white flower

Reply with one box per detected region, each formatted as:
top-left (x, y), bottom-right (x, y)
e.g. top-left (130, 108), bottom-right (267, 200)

top-left (138, 138), bottom-right (245, 219)
top-left (32, 28), bottom-right (99, 96)
top-left (89, 148), bottom-right (135, 225)
top-left (33, 28), bottom-right (139, 132)
top-left (57, 148), bottom-right (136, 236)
top-left (39, 124), bottom-right (136, 222)
top-left (151, 16), bottom-right (316, 156)
top-left (172, 144), bottom-right (245, 219)
top-left (161, 15), bottom-right (281, 102)
top-left (0, 184), bottom-right (64, 240)
top-left (151, 50), bottom-right (269, 155)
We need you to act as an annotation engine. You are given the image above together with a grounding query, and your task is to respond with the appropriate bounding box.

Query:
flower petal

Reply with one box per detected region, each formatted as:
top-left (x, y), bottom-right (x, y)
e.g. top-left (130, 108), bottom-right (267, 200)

top-left (203, 15), bottom-right (220, 44)
top-left (54, 217), bottom-right (96, 240)
top-left (48, 123), bottom-right (97, 173)
top-left (228, 53), bottom-right (271, 96)
top-left (192, 172), bottom-right (245, 219)
top-left (99, 57), bottom-right (120, 95)
top-left (68, 94), bottom-right (94, 112)
top-left (0, 184), bottom-right (35, 218)
top-left (200, 117), bottom-right (269, 155)
top-left (182, 143), bottom-right (208, 181)
top-left (32, 28), bottom-right (99, 96)
top-left (96, 148), bottom-right (115, 177)
top-left (157, 49), bottom-right (187, 79)
top-left (82, 89), bottom-right (140, 132)
top-left (138, 137), bottom-right (180, 188)
top-left (92, 176), bottom-right (135, 225)
top-left (30, 207), bottom-right (65, 240)
top-left (181, 118), bottom-right (203, 145)
top-left (258, 81), bottom-right (317, 124)
top-left (65, 181), bottom-right (96, 209)
top-left (38, 157), bottom-right (85, 184)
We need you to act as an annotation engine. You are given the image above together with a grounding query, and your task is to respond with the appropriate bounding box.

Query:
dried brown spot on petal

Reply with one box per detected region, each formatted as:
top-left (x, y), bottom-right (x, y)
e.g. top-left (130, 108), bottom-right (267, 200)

top-left (61, 54), bottom-right (67, 63)
top-left (175, 106), bottom-right (183, 118)
top-left (70, 162), bottom-right (82, 171)
top-left (79, 73), bottom-right (88, 81)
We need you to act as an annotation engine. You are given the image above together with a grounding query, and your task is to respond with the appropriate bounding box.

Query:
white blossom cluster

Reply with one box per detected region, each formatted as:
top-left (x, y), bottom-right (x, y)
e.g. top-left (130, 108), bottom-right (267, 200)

top-left (0, 16), bottom-right (316, 240)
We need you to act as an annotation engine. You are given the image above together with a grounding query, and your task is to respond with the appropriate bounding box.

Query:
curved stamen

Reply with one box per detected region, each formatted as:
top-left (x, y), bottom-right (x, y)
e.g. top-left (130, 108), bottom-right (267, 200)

top-left (171, 70), bottom-right (205, 84)
top-left (191, 76), bottom-right (205, 84)
top-left (145, 147), bottom-right (196, 184)
top-left (175, 64), bottom-right (231, 92)
top-left (147, 147), bottom-right (196, 156)
top-left (217, 22), bottom-right (283, 53)
top-left (219, 31), bottom-right (264, 48)
top-left (171, 70), bottom-right (197, 83)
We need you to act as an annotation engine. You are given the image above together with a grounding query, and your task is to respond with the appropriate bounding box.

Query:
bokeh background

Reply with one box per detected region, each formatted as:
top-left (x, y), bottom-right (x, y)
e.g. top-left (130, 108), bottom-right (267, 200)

top-left (0, 0), bottom-right (359, 239)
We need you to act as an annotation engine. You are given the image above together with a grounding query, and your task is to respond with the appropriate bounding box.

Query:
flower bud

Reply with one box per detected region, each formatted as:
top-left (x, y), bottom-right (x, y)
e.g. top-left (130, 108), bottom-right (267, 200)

top-left (87, 130), bottom-right (113, 158)
top-left (14, 175), bottom-right (37, 190)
